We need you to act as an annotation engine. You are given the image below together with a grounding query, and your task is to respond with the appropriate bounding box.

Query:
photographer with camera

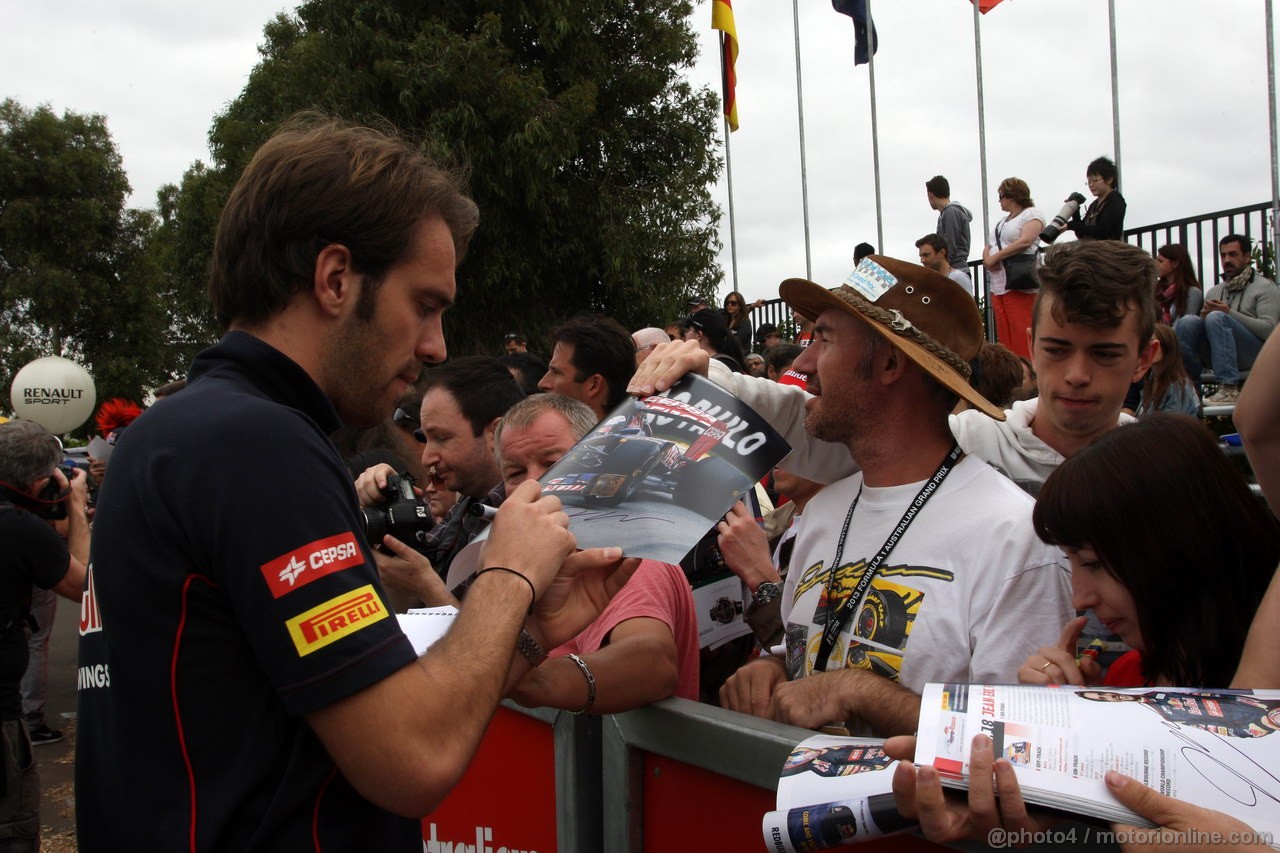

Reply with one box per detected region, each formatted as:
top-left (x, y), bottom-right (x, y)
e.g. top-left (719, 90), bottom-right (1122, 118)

top-left (355, 356), bottom-right (525, 589)
top-left (0, 419), bottom-right (88, 850)
top-left (1066, 155), bottom-right (1126, 241)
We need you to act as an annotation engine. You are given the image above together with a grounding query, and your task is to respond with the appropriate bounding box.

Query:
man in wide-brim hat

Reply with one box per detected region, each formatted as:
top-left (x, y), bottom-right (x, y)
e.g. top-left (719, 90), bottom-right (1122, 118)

top-left (631, 256), bottom-right (1070, 737)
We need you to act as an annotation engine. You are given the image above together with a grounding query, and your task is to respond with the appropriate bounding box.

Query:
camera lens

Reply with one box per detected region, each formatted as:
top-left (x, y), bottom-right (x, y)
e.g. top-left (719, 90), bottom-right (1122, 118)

top-left (359, 506), bottom-right (389, 544)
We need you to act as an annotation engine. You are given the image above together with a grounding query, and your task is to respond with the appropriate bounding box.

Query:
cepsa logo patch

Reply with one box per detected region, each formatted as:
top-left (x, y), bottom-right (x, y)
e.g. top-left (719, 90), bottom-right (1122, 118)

top-left (261, 532), bottom-right (364, 598)
top-left (286, 585), bottom-right (388, 656)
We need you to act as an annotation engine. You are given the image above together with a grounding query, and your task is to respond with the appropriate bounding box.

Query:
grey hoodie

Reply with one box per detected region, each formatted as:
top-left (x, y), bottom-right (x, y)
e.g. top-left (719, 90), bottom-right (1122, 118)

top-left (949, 398), bottom-right (1134, 496)
top-left (937, 201), bottom-right (973, 269)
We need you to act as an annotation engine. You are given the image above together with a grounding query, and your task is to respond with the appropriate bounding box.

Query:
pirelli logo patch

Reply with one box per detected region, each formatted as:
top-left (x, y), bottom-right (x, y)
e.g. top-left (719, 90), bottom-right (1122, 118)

top-left (286, 585), bottom-right (388, 656)
top-left (261, 532), bottom-right (364, 598)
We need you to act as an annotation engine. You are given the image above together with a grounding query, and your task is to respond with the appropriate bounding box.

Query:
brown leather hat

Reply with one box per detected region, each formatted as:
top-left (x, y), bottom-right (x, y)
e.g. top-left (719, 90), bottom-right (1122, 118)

top-left (780, 256), bottom-right (1004, 420)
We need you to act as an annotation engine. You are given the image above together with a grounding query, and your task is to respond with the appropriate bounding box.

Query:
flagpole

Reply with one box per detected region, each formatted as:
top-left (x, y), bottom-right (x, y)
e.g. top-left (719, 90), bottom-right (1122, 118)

top-left (723, 113), bottom-right (740, 292)
top-left (1108, 0), bottom-right (1122, 177)
top-left (973, 0), bottom-right (991, 335)
top-left (792, 0), bottom-right (813, 279)
top-left (866, 0), bottom-right (883, 251)
top-left (1266, 0), bottom-right (1280, 259)
top-left (712, 7), bottom-right (740, 291)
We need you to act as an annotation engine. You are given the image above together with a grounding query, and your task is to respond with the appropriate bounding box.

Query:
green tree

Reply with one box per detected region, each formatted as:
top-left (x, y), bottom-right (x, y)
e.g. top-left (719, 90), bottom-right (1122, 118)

top-left (0, 100), bottom-right (180, 413)
top-left (151, 164), bottom-right (233, 365)
top-left (166, 0), bottom-right (722, 354)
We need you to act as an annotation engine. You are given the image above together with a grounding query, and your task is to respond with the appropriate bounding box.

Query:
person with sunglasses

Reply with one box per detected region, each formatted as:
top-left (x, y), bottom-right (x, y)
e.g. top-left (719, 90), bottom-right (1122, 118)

top-left (723, 290), bottom-right (765, 352)
top-left (501, 331), bottom-right (527, 354)
top-left (983, 177), bottom-right (1046, 360)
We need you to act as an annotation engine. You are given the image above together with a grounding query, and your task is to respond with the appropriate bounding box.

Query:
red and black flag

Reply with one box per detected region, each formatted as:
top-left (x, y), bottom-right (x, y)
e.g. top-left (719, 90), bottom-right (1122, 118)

top-left (712, 0), bottom-right (739, 131)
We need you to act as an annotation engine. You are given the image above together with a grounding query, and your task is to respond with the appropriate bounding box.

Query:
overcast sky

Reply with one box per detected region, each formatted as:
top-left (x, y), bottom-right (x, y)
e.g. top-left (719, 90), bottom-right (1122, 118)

top-left (3, 0), bottom-right (1277, 306)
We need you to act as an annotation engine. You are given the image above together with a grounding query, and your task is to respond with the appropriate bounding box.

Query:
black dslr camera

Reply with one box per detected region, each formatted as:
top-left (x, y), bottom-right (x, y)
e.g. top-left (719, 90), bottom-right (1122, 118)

top-left (358, 471), bottom-right (435, 552)
top-left (0, 464), bottom-right (77, 520)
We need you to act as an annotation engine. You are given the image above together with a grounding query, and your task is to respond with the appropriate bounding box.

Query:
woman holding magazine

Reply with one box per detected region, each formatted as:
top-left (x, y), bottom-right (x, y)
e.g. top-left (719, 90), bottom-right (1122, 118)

top-left (886, 731), bottom-right (1278, 851)
top-left (1018, 413), bottom-right (1277, 689)
top-left (887, 414), bottom-right (1280, 849)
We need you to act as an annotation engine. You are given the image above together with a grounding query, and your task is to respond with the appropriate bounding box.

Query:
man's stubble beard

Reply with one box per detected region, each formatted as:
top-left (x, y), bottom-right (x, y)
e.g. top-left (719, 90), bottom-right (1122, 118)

top-left (325, 305), bottom-right (406, 430)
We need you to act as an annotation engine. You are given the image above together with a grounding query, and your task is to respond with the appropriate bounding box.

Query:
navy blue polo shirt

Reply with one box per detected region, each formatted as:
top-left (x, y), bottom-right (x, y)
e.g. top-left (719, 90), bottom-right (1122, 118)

top-left (76, 332), bottom-right (420, 851)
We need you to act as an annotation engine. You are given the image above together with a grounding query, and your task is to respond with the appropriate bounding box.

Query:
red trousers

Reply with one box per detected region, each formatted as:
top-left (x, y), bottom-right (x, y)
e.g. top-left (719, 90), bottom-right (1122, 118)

top-left (992, 290), bottom-right (1036, 359)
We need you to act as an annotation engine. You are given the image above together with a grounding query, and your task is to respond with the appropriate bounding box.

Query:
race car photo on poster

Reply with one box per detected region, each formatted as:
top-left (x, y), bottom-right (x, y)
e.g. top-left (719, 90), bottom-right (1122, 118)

top-left (539, 373), bottom-right (790, 566)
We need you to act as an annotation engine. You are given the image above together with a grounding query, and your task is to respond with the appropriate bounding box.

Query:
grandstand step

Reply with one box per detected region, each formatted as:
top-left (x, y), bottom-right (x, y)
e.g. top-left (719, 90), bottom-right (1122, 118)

top-left (1203, 403), bottom-right (1237, 418)
top-left (1199, 369), bottom-right (1251, 384)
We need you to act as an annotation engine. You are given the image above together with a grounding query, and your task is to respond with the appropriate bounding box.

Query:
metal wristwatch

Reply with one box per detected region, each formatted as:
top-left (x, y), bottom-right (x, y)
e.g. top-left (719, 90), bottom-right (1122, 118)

top-left (750, 581), bottom-right (781, 611)
top-left (517, 628), bottom-right (548, 667)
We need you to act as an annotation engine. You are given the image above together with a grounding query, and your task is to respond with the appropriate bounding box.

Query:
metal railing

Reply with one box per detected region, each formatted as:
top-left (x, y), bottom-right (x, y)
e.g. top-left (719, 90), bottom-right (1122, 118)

top-left (1126, 201), bottom-right (1274, 287)
top-left (739, 201), bottom-right (1275, 347)
top-left (602, 697), bottom-right (809, 851)
top-left (487, 698), bottom-right (1117, 852)
top-left (481, 700), bottom-right (810, 853)
top-left (744, 301), bottom-right (796, 351)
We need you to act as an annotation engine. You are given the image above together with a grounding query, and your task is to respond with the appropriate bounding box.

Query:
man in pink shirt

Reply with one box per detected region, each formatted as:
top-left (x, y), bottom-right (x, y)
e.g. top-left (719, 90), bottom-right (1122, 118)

top-left (497, 394), bottom-right (699, 711)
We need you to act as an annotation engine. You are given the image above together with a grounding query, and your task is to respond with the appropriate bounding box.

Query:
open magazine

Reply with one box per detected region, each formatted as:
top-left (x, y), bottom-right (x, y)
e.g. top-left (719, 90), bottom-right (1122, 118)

top-left (536, 372), bottom-right (789, 564)
top-left (915, 683), bottom-right (1280, 846)
top-left (763, 734), bottom-right (917, 852)
top-left (447, 373), bottom-right (789, 646)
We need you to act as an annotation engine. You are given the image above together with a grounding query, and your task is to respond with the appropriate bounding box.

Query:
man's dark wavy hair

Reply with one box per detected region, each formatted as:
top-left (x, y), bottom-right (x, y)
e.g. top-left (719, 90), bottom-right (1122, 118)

top-left (1032, 239), bottom-right (1156, 348)
top-left (209, 113), bottom-right (479, 330)
top-left (549, 315), bottom-right (636, 412)
top-left (420, 357), bottom-right (524, 437)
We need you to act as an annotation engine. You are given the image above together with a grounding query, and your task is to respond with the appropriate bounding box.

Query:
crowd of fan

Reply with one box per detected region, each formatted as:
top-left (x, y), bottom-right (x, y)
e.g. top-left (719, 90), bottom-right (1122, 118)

top-left (3, 117), bottom-right (1278, 851)
top-left (331, 236), bottom-right (1279, 846)
top-left (338, 233), bottom-right (1279, 848)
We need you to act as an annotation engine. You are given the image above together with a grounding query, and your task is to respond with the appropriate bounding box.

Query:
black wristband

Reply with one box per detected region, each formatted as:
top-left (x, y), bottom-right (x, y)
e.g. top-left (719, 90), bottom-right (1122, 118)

top-left (474, 566), bottom-right (535, 614)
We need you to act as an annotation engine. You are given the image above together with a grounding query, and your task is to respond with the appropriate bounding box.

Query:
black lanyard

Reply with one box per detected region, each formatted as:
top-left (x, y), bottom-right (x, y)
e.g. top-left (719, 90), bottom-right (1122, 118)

top-left (813, 445), bottom-right (962, 672)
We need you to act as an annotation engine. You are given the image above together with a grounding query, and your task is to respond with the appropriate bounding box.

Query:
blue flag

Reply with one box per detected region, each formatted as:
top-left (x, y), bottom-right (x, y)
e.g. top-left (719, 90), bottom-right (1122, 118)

top-left (832, 0), bottom-right (879, 65)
